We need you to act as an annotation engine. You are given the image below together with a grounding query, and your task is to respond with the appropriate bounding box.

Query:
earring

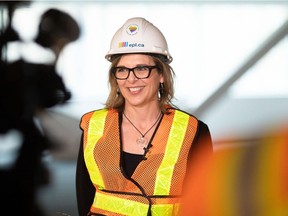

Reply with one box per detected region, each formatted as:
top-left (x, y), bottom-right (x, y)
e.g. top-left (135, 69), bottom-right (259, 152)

top-left (159, 82), bottom-right (164, 98)
top-left (116, 87), bottom-right (120, 96)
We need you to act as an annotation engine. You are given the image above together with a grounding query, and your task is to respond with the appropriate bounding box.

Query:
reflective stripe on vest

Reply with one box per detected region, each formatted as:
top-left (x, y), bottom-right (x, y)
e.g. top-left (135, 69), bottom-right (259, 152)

top-left (93, 192), bottom-right (149, 215)
top-left (154, 111), bottom-right (189, 195)
top-left (84, 109), bottom-right (108, 189)
top-left (92, 191), bottom-right (181, 216)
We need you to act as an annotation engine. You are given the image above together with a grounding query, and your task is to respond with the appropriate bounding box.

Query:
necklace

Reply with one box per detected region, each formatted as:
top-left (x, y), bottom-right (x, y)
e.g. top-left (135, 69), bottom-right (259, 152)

top-left (123, 111), bottom-right (162, 148)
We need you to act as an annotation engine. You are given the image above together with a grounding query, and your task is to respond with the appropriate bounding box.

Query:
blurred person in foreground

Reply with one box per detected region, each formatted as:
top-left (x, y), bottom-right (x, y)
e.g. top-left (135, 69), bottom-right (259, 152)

top-left (0, 4), bottom-right (80, 215)
top-left (181, 125), bottom-right (288, 216)
top-left (76, 17), bottom-right (213, 216)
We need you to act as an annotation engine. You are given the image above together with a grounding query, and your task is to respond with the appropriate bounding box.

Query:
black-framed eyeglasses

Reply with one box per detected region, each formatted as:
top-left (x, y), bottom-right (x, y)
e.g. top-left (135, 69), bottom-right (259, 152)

top-left (112, 65), bottom-right (159, 80)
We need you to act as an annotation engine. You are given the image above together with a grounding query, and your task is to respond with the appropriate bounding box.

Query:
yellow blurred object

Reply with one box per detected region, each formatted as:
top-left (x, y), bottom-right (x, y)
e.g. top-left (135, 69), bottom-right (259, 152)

top-left (181, 125), bottom-right (288, 216)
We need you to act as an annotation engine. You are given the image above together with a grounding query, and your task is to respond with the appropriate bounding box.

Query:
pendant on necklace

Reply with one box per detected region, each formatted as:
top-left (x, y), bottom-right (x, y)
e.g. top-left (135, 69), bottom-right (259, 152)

top-left (136, 136), bottom-right (147, 148)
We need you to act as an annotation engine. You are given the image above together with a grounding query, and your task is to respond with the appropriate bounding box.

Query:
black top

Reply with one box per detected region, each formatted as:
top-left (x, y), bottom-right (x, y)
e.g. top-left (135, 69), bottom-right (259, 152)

top-left (122, 151), bottom-right (143, 178)
top-left (76, 113), bottom-right (213, 216)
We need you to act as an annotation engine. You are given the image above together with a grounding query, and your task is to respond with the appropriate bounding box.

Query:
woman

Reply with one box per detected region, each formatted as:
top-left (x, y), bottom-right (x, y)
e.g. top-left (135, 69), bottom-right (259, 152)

top-left (76, 17), bottom-right (213, 216)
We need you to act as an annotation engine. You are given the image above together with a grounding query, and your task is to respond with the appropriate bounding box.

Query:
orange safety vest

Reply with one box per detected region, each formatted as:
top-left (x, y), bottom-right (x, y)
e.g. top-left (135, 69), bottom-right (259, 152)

top-left (80, 108), bottom-right (199, 216)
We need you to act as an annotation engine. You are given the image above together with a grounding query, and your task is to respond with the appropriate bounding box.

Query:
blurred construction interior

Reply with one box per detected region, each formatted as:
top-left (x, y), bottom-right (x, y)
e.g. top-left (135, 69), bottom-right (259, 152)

top-left (0, 0), bottom-right (288, 215)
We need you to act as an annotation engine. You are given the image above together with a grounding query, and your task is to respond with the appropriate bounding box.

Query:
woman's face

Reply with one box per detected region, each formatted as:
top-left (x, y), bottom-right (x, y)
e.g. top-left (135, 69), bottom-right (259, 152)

top-left (116, 54), bottom-right (164, 108)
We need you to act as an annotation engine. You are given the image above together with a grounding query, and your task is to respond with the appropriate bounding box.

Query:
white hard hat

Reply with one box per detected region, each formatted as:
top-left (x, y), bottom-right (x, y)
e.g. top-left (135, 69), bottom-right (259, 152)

top-left (105, 17), bottom-right (173, 63)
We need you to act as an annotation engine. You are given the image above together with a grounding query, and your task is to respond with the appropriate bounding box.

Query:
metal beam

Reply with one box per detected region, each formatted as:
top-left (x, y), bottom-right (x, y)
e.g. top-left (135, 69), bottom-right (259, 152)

top-left (193, 19), bottom-right (288, 117)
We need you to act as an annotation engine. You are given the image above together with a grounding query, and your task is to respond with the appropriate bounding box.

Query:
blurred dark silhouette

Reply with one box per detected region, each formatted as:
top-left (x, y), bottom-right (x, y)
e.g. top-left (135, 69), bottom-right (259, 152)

top-left (35, 8), bottom-right (81, 60)
top-left (0, 2), bottom-right (80, 215)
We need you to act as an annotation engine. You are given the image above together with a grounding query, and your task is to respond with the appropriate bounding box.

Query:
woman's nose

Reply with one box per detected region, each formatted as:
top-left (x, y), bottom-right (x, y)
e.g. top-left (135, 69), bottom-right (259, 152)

top-left (127, 70), bottom-right (138, 82)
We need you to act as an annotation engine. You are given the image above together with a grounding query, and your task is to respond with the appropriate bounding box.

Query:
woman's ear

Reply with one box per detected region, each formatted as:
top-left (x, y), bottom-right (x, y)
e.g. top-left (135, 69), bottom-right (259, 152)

top-left (160, 74), bottom-right (164, 83)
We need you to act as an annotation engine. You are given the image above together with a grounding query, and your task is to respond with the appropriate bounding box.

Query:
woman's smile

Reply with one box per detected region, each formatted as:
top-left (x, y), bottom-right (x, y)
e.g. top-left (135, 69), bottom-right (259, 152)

top-left (127, 86), bottom-right (144, 94)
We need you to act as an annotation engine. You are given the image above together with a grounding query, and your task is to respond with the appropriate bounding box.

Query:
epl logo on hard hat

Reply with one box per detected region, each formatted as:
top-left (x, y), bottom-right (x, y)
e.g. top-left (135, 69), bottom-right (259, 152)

top-left (126, 24), bottom-right (138, 35)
